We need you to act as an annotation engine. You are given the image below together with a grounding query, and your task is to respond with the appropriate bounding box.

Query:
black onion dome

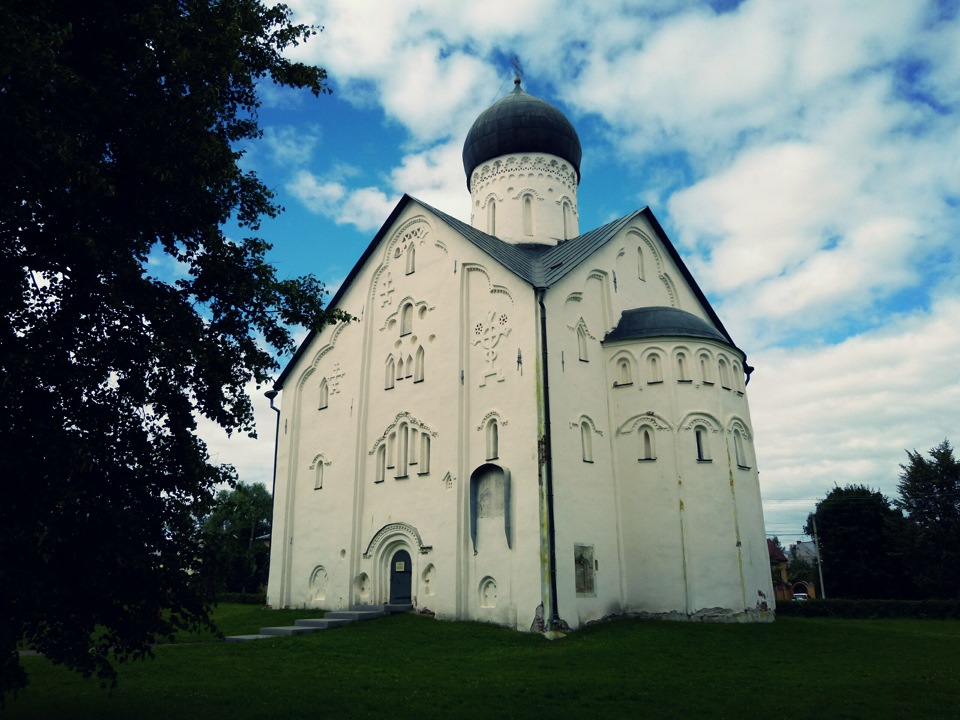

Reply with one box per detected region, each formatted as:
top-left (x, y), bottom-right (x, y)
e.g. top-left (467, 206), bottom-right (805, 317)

top-left (604, 307), bottom-right (729, 345)
top-left (462, 80), bottom-right (582, 187)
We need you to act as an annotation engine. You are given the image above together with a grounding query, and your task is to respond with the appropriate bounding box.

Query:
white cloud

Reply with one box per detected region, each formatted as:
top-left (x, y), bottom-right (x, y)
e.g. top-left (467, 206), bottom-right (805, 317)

top-left (262, 125), bottom-right (321, 166)
top-left (197, 380), bottom-right (279, 491)
top-left (389, 141), bottom-right (471, 220)
top-left (753, 293), bottom-right (960, 532)
top-left (286, 170), bottom-right (397, 232)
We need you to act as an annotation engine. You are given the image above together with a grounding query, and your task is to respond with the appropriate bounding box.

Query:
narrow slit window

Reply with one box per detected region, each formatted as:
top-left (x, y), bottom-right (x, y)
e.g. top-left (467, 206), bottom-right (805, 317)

top-left (315, 462), bottom-right (323, 489)
top-left (637, 246), bottom-right (645, 281)
top-left (581, 421), bottom-right (593, 463)
top-left (486, 419), bottom-right (499, 461)
top-left (396, 357), bottom-right (404, 381)
top-left (522, 194), bottom-right (533, 236)
top-left (397, 424), bottom-right (408, 477)
top-left (577, 326), bottom-right (588, 362)
top-left (700, 355), bottom-right (712, 384)
top-left (616, 358), bottom-right (631, 385)
top-left (409, 428), bottom-right (419, 466)
top-left (376, 445), bottom-right (386, 483)
top-left (677, 353), bottom-right (689, 381)
top-left (386, 432), bottom-right (396, 469)
top-left (318, 379), bottom-right (329, 410)
top-left (640, 428), bottom-right (655, 460)
top-left (418, 435), bottom-right (431, 475)
top-left (562, 200), bottom-right (572, 240)
top-left (385, 357), bottom-right (395, 390)
top-left (695, 426), bottom-right (711, 461)
top-left (401, 303), bottom-right (413, 336)
top-left (648, 354), bottom-right (662, 383)
top-left (734, 430), bottom-right (748, 468)
top-left (405, 354), bottom-right (413, 378)
top-left (405, 244), bottom-right (415, 275)
top-left (414, 346), bottom-right (425, 382)
top-left (719, 358), bottom-right (731, 389)
top-left (487, 199), bottom-right (496, 235)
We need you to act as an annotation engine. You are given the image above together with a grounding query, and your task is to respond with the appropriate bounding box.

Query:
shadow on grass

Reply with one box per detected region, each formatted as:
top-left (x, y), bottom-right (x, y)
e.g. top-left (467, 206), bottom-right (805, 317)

top-left (8, 610), bottom-right (960, 720)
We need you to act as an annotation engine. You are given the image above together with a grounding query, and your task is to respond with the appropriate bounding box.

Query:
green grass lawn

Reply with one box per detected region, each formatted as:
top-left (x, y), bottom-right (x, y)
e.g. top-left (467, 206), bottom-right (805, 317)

top-left (6, 607), bottom-right (959, 719)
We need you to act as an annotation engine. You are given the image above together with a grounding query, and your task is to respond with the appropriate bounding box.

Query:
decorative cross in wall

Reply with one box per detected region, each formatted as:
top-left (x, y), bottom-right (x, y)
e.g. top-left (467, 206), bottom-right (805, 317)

top-left (472, 311), bottom-right (511, 369)
top-left (472, 310), bottom-right (511, 387)
top-left (379, 272), bottom-right (395, 308)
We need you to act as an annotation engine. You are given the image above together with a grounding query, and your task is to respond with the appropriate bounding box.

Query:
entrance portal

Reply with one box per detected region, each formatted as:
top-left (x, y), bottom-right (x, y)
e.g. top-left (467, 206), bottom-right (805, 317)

top-left (389, 549), bottom-right (412, 604)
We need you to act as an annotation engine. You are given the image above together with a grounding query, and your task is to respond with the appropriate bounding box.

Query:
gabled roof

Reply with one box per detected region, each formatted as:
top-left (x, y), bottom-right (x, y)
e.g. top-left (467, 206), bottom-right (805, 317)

top-left (767, 539), bottom-right (789, 564)
top-left (275, 195), bottom-right (744, 389)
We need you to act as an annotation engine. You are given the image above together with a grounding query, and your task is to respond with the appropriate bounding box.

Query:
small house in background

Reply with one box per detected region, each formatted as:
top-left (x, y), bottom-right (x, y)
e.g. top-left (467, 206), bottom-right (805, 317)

top-left (768, 539), bottom-right (791, 601)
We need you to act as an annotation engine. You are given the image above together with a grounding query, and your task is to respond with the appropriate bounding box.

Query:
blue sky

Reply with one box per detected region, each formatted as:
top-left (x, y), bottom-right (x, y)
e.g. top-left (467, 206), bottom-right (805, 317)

top-left (200, 0), bottom-right (960, 546)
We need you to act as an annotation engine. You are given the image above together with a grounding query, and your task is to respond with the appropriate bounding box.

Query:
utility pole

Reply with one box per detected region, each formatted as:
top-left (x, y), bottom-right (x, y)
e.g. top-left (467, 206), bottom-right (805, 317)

top-left (812, 514), bottom-right (827, 599)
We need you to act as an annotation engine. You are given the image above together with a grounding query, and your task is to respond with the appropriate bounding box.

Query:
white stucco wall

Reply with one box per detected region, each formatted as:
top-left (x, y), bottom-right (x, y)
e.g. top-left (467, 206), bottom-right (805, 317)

top-left (469, 152), bottom-right (579, 245)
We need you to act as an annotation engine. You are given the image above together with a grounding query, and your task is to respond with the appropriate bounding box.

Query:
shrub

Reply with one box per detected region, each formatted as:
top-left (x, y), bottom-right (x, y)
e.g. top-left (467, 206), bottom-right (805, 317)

top-left (776, 598), bottom-right (960, 619)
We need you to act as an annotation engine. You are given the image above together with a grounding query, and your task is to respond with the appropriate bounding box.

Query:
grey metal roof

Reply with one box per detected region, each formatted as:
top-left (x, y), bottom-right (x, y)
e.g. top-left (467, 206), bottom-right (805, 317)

top-left (603, 307), bottom-right (729, 344)
top-left (462, 81), bottom-right (582, 187)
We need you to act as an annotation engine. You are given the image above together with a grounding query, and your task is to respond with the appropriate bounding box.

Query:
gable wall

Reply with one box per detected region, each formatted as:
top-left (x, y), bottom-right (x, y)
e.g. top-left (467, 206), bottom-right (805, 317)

top-left (268, 204), bottom-right (548, 629)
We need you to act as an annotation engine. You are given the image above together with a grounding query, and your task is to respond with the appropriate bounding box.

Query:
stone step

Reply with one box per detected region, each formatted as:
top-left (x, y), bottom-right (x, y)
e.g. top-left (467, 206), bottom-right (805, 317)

top-left (324, 609), bottom-right (386, 621)
top-left (224, 634), bottom-right (273, 642)
top-left (294, 618), bottom-right (355, 629)
top-left (382, 603), bottom-right (414, 613)
top-left (259, 625), bottom-right (321, 636)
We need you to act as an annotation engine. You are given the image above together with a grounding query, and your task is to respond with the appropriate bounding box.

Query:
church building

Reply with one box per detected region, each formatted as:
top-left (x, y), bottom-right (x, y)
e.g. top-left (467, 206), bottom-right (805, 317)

top-left (266, 79), bottom-right (775, 630)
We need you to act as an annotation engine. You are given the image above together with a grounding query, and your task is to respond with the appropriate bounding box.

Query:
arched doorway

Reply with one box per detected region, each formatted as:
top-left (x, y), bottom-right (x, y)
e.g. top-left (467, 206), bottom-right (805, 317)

top-left (389, 549), bottom-right (412, 604)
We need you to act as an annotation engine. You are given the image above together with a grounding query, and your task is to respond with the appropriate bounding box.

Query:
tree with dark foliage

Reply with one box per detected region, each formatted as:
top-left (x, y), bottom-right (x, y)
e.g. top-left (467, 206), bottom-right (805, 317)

top-left (896, 440), bottom-right (960, 599)
top-left (805, 485), bottom-right (913, 599)
top-left (0, 0), bottom-right (343, 698)
top-left (200, 483), bottom-right (273, 596)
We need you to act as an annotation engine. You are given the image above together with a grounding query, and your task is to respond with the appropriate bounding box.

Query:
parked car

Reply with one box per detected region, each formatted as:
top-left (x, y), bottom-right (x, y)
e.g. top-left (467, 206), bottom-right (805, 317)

top-left (792, 593), bottom-right (809, 601)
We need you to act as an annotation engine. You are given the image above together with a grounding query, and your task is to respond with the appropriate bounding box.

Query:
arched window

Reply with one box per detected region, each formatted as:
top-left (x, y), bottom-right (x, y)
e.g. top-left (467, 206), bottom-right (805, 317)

top-left (616, 358), bottom-right (632, 385)
top-left (386, 431), bottom-right (396, 469)
top-left (409, 428), bottom-right (419, 467)
top-left (562, 200), bottom-right (572, 240)
top-left (400, 303), bottom-right (413, 336)
top-left (396, 356), bottom-right (404, 381)
top-left (581, 421), bottom-right (593, 463)
top-left (522, 194), bottom-right (533, 236)
top-left (405, 244), bottom-right (416, 275)
top-left (695, 426), bottom-right (711, 461)
top-left (677, 353), bottom-right (689, 382)
top-left (418, 435), bottom-right (431, 475)
top-left (637, 246), bottom-right (645, 281)
top-left (734, 429), bottom-right (749, 468)
top-left (405, 354), bottom-right (413, 378)
top-left (487, 199), bottom-right (496, 235)
top-left (397, 424), bottom-right (409, 477)
top-left (640, 427), bottom-right (656, 461)
top-left (315, 461), bottom-right (324, 489)
top-left (414, 346), bottom-right (425, 383)
top-left (648, 354), bottom-right (662, 383)
top-left (318, 379), bottom-right (329, 410)
top-left (486, 419), bottom-right (499, 461)
top-left (385, 358), bottom-right (395, 390)
top-left (376, 445), bottom-right (386, 483)
top-left (700, 354), bottom-right (713, 384)
top-left (719, 358), bottom-right (731, 389)
top-left (577, 326), bottom-right (588, 362)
